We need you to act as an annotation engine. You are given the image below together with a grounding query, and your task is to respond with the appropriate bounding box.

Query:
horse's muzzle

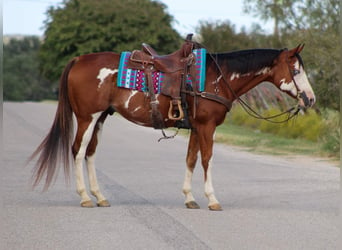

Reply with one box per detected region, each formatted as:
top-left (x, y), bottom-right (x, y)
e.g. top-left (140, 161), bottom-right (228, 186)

top-left (298, 91), bottom-right (315, 108)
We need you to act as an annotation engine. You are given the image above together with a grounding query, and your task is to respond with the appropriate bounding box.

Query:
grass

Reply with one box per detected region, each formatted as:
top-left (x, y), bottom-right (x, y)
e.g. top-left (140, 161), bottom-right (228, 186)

top-left (215, 122), bottom-right (322, 156)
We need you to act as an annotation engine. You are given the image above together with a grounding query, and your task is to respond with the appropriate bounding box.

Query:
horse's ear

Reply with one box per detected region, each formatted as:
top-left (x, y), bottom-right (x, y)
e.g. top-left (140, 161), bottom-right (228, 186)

top-left (288, 44), bottom-right (305, 57)
top-left (295, 43), bottom-right (305, 54)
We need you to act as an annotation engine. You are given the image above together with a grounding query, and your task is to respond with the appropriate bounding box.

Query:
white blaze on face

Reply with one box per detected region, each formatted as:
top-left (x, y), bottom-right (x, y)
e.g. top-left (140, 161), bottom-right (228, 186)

top-left (97, 68), bottom-right (118, 88)
top-left (279, 60), bottom-right (316, 105)
top-left (293, 61), bottom-right (315, 102)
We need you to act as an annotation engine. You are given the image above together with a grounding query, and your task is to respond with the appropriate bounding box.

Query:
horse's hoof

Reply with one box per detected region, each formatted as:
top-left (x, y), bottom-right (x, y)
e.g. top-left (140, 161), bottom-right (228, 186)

top-left (80, 200), bottom-right (94, 208)
top-left (97, 200), bottom-right (111, 207)
top-left (208, 203), bottom-right (222, 211)
top-left (185, 201), bottom-right (200, 209)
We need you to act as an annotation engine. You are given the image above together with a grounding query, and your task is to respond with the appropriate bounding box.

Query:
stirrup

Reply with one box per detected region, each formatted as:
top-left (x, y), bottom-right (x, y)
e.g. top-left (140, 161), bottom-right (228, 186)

top-left (168, 100), bottom-right (184, 120)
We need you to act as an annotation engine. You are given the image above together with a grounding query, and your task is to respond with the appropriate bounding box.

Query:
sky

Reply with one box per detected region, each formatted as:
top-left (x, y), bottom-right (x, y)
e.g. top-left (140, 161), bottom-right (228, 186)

top-left (3, 0), bottom-right (273, 36)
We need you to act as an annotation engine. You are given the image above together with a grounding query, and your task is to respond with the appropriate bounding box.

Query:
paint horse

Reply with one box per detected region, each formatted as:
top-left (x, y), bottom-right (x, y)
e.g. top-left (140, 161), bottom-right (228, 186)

top-left (30, 39), bottom-right (315, 210)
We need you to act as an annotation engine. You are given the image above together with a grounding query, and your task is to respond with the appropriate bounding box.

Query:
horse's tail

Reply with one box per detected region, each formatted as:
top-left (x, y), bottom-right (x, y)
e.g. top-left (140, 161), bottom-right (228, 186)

top-left (29, 58), bottom-right (78, 190)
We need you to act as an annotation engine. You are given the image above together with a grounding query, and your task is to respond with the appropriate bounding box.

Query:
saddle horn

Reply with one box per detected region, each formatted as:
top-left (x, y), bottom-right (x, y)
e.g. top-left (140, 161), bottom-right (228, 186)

top-left (185, 34), bottom-right (193, 41)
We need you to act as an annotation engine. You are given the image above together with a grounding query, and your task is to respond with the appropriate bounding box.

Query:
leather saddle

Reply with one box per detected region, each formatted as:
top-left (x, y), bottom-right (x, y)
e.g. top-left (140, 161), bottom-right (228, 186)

top-left (126, 34), bottom-right (197, 129)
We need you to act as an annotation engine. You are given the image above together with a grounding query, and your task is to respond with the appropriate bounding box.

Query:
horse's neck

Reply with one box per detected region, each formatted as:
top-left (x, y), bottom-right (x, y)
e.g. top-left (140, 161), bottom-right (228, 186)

top-left (227, 71), bottom-right (271, 99)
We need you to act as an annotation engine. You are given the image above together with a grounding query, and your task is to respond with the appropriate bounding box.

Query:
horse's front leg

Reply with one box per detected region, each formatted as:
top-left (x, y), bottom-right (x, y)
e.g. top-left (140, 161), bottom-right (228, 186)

top-left (198, 123), bottom-right (222, 211)
top-left (183, 129), bottom-right (200, 209)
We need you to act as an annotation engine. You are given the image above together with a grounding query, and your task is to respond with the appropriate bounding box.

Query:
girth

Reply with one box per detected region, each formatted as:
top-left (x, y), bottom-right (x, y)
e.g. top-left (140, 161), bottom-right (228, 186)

top-left (182, 89), bottom-right (233, 116)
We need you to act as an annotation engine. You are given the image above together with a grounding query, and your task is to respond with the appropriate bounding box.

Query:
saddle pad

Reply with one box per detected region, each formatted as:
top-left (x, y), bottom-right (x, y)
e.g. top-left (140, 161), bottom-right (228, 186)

top-left (117, 48), bottom-right (206, 93)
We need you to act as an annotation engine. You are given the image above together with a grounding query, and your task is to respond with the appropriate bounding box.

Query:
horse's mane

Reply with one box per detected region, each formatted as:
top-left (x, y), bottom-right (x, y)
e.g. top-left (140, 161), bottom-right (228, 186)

top-left (208, 48), bottom-right (305, 74)
top-left (208, 49), bottom-right (283, 74)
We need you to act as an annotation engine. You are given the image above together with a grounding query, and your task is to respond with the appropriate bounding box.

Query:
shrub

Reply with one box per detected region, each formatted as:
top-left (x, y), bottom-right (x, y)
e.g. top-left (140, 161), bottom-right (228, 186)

top-left (319, 110), bottom-right (340, 156)
top-left (228, 106), bottom-right (324, 142)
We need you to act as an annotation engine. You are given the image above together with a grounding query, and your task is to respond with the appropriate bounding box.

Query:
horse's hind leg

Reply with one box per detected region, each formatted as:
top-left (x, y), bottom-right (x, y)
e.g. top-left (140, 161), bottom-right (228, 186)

top-left (182, 129), bottom-right (201, 209)
top-left (73, 112), bottom-right (103, 207)
top-left (85, 114), bottom-right (110, 207)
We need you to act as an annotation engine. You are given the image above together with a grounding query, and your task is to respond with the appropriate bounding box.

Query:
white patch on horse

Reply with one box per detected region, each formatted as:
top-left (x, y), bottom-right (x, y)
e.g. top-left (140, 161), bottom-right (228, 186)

top-left (125, 90), bottom-right (138, 109)
top-left (133, 107), bottom-right (142, 113)
top-left (86, 121), bottom-right (107, 203)
top-left (212, 75), bottom-right (222, 84)
top-left (279, 78), bottom-right (297, 96)
top-left (205, 157), bottom-right (219, 206)
top-left (293, 61), bottom-right (316, 105)
top-left (255, 67), bottom-right (270, 76)
top-left (97, 68), bottom-right (118, 89)
top-left (230, 72), bottom-right (240, 81)
top-left (183, 168), bottom-right (195, 204)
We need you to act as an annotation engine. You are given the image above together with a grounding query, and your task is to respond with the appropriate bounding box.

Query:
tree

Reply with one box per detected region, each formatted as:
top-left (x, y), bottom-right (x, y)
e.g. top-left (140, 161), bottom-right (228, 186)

top-left (196, 20), bottom-right (263, 52)
top-left (4, 37), bottom-right (54, 101)
top-left (39, 0), bottom-right (181, 82)
top-left (243, 0), bottom-right (297, 46)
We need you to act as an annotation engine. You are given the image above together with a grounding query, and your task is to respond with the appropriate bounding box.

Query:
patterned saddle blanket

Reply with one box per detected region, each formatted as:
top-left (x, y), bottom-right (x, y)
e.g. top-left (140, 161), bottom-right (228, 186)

top-left (117, 48), bottom-right (206, 94)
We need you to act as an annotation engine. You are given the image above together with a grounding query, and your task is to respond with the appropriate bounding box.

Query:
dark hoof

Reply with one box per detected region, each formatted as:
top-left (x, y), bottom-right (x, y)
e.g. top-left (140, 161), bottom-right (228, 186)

top-left (185, 201), bottom-right (200, 209)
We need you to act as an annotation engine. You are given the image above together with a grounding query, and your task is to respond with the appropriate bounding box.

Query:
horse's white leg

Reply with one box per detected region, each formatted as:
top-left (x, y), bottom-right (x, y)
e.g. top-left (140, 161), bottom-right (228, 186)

top-left (204, 157), bottom-right (220, 210)
top-left (74, 112), bottom-right (102, 207)
top-left (198, 124), bottom-right (222, 211)
top-left (183, 168), bottom-right (197, 206)
top-left (85, 121), bottom-right (110, 207)
top-left (183, 130), bottom-right (200, 209)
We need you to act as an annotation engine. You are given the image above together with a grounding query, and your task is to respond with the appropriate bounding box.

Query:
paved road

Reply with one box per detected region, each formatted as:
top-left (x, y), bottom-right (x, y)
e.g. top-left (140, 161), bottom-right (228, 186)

top-left (1, 102), bottom-right (340, 250)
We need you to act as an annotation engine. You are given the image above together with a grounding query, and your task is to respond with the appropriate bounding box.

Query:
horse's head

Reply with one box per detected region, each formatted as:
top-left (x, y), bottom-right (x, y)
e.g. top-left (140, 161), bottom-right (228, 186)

top-left (271, 44), bottom-right (315, 108)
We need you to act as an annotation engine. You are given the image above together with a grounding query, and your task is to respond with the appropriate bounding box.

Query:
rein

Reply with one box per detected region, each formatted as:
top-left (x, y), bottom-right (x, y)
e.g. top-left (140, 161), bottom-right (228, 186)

top-left (193, 43), bottom-right (302, 123)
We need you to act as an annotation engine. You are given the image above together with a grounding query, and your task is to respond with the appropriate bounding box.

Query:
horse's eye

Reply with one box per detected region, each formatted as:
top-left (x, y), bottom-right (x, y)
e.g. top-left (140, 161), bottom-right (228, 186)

top-left (293, 69), bottom-right (300, 75)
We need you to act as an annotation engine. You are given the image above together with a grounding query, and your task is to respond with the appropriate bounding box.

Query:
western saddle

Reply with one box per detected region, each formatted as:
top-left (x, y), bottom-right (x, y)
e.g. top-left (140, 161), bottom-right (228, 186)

top-left (126, 34), bottom-right (197, 129)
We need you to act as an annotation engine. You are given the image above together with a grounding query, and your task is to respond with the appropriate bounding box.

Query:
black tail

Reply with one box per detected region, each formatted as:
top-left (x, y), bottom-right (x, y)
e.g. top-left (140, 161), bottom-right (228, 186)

top-left (29, 58), bottom-right (77, 190)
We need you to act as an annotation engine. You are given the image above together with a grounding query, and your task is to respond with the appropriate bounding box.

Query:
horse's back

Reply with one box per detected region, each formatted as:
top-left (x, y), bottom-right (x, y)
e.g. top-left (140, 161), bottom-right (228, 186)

top-left (72, 52), bottom-right (120, 71)
top-left (68, 52), bottom-right (121, 116)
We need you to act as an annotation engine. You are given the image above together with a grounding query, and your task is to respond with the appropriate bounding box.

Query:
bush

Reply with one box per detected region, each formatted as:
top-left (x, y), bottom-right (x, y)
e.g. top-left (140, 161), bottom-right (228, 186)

top-left (228, 105), bottom-right (324, 142)
top-left (319, 110), bottom-right (340, 156)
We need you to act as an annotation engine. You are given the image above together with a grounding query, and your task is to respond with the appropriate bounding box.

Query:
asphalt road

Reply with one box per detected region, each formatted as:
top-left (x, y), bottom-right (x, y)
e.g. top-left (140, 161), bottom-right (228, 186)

top-left (1, 102), bottom-right (340, 250)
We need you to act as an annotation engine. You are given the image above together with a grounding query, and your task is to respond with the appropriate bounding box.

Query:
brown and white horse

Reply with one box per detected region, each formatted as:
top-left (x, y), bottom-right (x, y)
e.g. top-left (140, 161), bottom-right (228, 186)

top-left (30, 44), bottom-right (315, 210)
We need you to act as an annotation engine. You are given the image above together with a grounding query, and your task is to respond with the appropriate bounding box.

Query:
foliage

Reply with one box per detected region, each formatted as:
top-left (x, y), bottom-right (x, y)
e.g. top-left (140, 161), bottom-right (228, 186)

top-left (320, 110), bottom-right (340, 156)
top-left (243, 0), bottom-right (339, 35)
top-left (3, 37), bottom-right (55, 101)
top-left (228, 105), bottom-right (324, 141)
top-left (215, 121), bottom-right (322, 156)
top-left (39, 0), bottom-right (181, 81)
top-left (226, 105), bottom-right (339, 158)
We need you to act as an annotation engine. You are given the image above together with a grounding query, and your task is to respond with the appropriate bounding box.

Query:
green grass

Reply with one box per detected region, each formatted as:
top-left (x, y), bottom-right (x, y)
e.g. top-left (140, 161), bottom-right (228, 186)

top-left (215, 122), bottom-right (322, 156)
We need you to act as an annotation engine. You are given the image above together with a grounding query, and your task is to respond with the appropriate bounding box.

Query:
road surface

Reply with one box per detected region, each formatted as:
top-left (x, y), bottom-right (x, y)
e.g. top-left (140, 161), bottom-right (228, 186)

top-left (2, 102), bottom-right (340, 250)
